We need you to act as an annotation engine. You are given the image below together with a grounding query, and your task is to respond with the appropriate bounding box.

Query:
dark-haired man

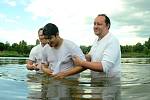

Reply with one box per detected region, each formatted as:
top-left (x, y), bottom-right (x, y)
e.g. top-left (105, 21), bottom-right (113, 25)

top-left (41, 23), bottom-right (85, 79)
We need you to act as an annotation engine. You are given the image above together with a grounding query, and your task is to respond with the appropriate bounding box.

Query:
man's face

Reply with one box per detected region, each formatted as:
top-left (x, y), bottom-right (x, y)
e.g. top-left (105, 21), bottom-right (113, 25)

top-left (45, 35), bottom-right (58, 47)
top-left (38, 30), bottom-right (47, 44)
top-left (93, 16), bottom-right (108, 37)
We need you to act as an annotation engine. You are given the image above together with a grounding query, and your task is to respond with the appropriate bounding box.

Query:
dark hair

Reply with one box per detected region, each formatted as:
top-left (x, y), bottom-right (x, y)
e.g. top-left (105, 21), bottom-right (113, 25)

top-left (38, 27), bottom-right (43, 34)
top-left (98, 14), bottom-right (111, 29)
top-left (43, 23), bottom-right (59, 37)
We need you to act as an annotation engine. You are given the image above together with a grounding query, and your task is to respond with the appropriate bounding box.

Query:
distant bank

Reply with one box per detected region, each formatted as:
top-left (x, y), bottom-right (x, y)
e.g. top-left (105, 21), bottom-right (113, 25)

top-left (0, 50), bottom-right (149, 58)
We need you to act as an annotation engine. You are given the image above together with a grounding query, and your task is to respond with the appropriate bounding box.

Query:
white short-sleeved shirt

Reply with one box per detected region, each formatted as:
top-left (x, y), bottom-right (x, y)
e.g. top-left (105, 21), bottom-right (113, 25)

top-left (89, 32), bottom-right (121, 78)
top-left (42, 39), bottom-right (85, 79)
top-left (29, 44), bottom-right (49, 73)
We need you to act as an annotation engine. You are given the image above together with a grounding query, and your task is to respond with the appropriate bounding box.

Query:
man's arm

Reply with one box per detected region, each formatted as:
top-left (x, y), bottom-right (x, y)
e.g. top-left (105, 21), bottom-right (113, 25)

top-left (52, 66), bottom-right (85, 79)
top-left (73, 56), bottom-right (103, 72)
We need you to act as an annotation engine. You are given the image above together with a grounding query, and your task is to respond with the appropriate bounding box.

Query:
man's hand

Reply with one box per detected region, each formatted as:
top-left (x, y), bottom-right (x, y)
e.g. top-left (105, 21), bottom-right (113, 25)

top-left (85, 54), bottom-right (91, 61)
top-left (72, 56), bottom-right (83, 66)
top-left (33, 63), bottom-right (40, 71)
top-left (27, 63), bottom-right (39, 70)
top-left (52, 71), bottom-right (67, 79)
top-left (41, 65), bottom-right (53, 76)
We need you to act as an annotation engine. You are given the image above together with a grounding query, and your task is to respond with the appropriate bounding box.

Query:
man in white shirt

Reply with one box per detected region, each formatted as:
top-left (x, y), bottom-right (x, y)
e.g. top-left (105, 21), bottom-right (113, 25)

top-left (73, 14), bottom-right (121, 78)
top-left (26, 28), bottom-right (48, 73)
top-left (72, 14), bottom-right (121, 100)
top-left (41, 23), bottom-right (85, 79)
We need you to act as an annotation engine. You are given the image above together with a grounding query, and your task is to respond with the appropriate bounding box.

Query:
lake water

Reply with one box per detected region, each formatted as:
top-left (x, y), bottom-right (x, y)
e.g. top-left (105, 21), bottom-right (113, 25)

top-left (0, 57), bottom-right (150, 100)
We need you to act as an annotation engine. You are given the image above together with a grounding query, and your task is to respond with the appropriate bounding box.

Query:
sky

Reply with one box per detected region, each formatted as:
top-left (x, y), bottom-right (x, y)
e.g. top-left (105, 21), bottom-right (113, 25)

top-left (0, 0), bottom-right (150, 46)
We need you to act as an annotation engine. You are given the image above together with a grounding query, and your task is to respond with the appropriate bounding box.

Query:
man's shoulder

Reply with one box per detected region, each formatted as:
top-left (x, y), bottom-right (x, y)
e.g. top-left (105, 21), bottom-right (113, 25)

top-left (31, 44), bottom-right (42, 51)
top-left (64, 39), bottom-right (77, 46)
top-left (35, 44), bottom-right (41, 48)
top-left (43, 44), bottom-right (52, 50)
top-left (108, 33), bottom-right (120, 44)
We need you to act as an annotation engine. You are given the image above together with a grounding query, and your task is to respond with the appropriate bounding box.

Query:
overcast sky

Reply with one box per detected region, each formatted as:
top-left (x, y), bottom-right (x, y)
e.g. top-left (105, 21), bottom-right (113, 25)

top-left (0, 0), bottom-right (149, 46)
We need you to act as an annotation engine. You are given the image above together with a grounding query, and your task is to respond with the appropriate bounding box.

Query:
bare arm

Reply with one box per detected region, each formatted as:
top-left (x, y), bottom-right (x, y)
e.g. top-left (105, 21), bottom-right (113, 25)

top-left (73, 56), bottom-right (103, 72)
top-left (52, 66), bottom-right (85, 79)
top-left (81, 60), bottom-right (103, 72)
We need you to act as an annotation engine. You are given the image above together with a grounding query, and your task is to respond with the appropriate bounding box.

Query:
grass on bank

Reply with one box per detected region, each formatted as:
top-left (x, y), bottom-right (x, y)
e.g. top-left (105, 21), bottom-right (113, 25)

top-left (121, 52), bottom-right (150, 58)
top-left (0, 51), bottom-right (150, 58)
top-left (0, 51), bottom-right (28, 57)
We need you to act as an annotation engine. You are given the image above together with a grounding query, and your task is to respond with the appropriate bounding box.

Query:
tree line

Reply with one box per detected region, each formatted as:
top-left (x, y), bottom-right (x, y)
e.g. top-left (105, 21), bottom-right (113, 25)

top-left (80, 37), bottom-right (150, 57)
top-left (121, 37), bottom-right (150, 57)
top-left (0, 38), bottom-right (150, 57)
top-left (0, 39), bottom-right (39, 57)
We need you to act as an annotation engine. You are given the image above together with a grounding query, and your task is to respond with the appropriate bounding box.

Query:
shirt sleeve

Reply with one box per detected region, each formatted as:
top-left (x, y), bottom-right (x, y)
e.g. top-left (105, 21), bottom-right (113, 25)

top-left (101, 60), bottom-right (113, 74)
top-left (71, 44), bottom-right (86, 61)
top-left (28, 48), bottom-right (36, 62)
top-left (88, 38), bottom-right (97, 55)
top-left (101, 39), bottom-right (120, 73)
top-left (41, 48), bottom-right (48, 65)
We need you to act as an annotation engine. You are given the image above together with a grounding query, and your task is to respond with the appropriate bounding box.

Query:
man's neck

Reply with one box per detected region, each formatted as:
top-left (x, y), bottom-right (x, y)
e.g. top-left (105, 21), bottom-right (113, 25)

top-left (41, 43), bottom-right (46, 47)
top-left (54, 38), bottom-right (63, 49)
top-left (99, 30), bottom-right (109, 39)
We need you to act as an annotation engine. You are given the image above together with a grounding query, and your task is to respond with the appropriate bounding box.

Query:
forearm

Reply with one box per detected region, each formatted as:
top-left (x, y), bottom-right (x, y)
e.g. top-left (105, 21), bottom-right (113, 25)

top-left (81, 61), bottom-right (103, 72)
top-left (63, 66), bottom-right (85, 77)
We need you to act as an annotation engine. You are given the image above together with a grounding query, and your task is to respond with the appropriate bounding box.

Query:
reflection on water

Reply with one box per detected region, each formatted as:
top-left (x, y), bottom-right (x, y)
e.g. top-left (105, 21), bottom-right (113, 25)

top-left (121, 58), bottom-right (150, 64)
top-left (0, 57), bottom-right (150, 100)
top-left (122, 64), bottom-right (150, 86)
top-left (26, 71), bottom-right (121, 100)
top-left (0, 57), bottom-right (27, 65)
top-left (121, 58), bottom-right (150, 100)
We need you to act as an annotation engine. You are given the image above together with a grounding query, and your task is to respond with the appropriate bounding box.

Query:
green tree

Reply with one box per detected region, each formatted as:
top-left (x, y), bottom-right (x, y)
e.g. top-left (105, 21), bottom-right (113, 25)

top-left (36, 39), bottom-right (40, 45)
top-left (133, 42), bottom-right (144, 53)
top-left (11, 43), bottom-right (19, 51)
top-left (80, 45), bottom-right (91, 54)
top-left (4, 41), bottom-right (11, 51)
top-left (144, 37), bottom-right (150, 49)
top-left (143, 47), bottom-right (149, 55)
top-left (0, 42), bottom-right (5, 51)
top-left (121, 45), bottom-right (133, 53)
top-left (18, 40), bottom-right (28, 55)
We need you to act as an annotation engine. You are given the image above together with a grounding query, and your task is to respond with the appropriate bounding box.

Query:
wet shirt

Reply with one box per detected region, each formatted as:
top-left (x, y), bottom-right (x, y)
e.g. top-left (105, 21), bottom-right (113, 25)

top-left (42, 39), bottom-right (85, 79)
top-left (29, 44), bottom-right (49, 73)
top-left (89, 32), bottom-right (121, 78)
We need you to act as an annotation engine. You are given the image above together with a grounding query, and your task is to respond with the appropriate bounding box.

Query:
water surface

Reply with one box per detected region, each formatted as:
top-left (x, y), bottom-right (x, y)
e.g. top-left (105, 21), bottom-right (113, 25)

top-left (0, 57), bottom-right (150, 100)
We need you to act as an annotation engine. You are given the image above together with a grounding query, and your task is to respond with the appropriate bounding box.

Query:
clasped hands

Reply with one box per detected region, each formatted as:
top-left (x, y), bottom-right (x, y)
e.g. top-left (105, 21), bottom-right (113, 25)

top-left (41, 65), bottom-right (67, 79)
